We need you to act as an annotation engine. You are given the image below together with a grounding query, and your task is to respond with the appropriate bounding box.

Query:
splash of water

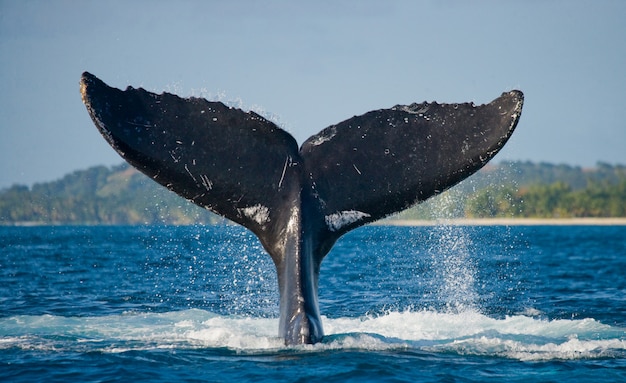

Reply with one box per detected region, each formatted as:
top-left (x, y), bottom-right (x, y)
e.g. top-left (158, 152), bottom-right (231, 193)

top-left (425, 191), bottom-right (479, 313)
top-left (3, 310), bottom-right (624, 361)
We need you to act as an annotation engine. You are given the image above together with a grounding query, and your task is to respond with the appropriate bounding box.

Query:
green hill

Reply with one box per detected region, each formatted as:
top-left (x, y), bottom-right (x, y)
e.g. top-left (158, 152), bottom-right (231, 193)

top-left (397, 161), bottom-right (626, 220)
top-left (0, 164), bottom-right (221, 225)
top-left (1, 161), bottom-right (625, 225)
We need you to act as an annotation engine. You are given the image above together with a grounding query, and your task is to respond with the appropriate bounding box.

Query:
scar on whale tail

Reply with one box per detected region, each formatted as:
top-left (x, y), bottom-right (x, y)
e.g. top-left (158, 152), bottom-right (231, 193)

top-left (80, 72), bottom-right (523, 345)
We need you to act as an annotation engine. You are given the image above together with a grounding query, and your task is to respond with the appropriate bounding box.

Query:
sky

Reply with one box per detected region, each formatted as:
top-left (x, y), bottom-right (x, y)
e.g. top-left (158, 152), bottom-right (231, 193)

top-left (1, 0), bottom-right (625, 189)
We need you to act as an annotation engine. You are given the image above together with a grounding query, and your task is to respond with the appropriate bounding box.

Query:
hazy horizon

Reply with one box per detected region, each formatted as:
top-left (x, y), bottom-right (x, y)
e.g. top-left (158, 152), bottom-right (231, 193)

top-left (3, 157), bottom-right (624, 190)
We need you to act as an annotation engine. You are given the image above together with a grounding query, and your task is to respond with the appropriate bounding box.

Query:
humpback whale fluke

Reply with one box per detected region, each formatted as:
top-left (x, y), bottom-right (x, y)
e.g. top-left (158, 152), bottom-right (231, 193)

top-left (80, 72), bottom-right (523, 345)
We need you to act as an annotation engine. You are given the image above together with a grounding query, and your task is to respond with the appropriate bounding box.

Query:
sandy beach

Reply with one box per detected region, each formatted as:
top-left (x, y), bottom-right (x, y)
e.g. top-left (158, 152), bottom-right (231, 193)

top-left (379, 217), bottom-right (626, 226)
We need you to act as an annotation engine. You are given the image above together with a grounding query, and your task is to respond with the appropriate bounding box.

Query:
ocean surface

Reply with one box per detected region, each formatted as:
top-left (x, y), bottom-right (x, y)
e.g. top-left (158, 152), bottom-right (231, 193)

top-left (1, 224), bottom-right (625, 382)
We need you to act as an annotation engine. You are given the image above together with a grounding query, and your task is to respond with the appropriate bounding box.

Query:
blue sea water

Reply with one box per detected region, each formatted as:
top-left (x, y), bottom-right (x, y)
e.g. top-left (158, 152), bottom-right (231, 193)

top-left (1, 224), bottom-right (625, 382)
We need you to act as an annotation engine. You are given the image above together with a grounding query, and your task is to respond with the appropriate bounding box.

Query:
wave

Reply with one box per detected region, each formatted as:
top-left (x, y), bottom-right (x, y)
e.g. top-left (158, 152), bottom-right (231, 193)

top-left (1, 309), bottom-right (624, 361)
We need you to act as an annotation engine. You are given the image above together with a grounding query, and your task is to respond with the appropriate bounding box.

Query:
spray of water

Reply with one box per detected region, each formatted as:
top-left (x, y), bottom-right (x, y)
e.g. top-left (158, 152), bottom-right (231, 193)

top-left (426, 192), bottom-right (479, 313)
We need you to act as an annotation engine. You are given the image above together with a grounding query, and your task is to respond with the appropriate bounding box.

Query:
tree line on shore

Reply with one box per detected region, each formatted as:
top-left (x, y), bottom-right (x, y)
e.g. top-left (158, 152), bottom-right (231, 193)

top-left (1, 161), bottom-right (625, 225)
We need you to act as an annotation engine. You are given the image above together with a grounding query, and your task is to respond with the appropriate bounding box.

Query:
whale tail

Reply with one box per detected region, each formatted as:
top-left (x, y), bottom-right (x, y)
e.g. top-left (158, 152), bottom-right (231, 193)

top-left (80, 72), bottom-right (523, 344)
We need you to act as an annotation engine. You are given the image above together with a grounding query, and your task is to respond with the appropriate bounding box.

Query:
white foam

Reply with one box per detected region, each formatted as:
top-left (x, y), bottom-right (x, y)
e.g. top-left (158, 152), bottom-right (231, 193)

top-left (1, 310), bottom-right (624, 360)
top-left (323, 310), bottom-right (626, 360)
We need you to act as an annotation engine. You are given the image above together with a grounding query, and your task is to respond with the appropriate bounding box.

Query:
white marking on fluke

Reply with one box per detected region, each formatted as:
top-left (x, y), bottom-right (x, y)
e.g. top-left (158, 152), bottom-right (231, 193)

top-left (309, 126), bottom-right (337, 146)
top-left (278, 157), bottom-right (289, 189)
top-left (200, 174), bottom-right (213, 191)
top-left (184, 164), bottom-right (198, 183)
top-left (239, 204), bottom-right (270, 226)
top-left (325, 210), bottom-right (371, 232)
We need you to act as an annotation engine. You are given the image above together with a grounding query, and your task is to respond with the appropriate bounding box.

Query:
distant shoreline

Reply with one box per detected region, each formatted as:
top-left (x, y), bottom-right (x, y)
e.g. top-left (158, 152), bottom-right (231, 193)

top-left (379, 217), bottom-right (626, 226)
